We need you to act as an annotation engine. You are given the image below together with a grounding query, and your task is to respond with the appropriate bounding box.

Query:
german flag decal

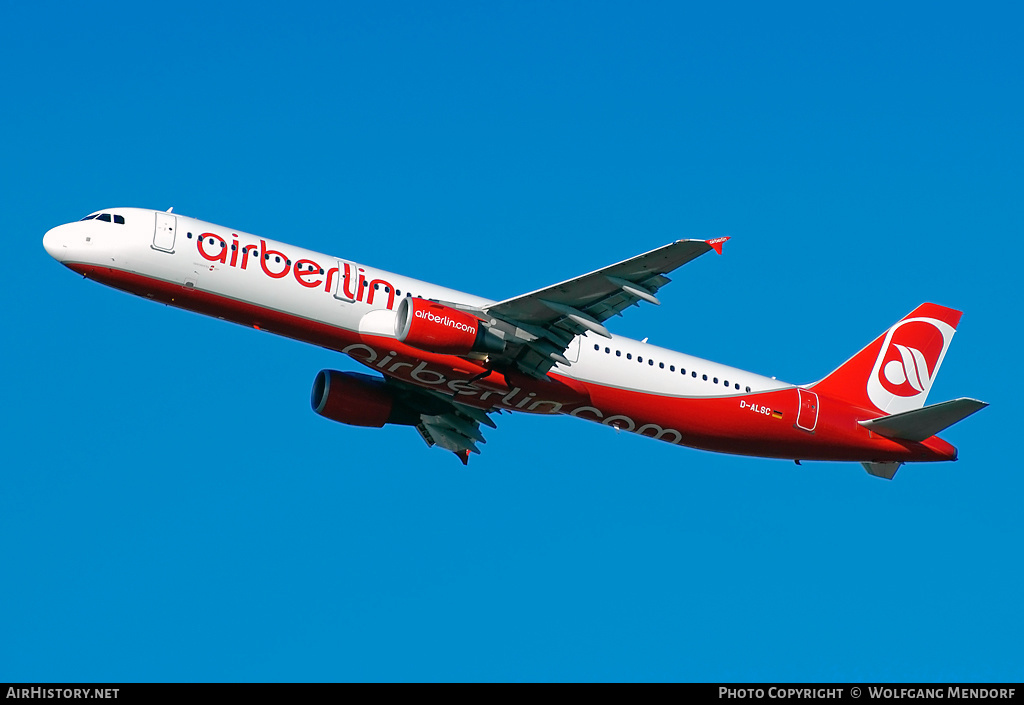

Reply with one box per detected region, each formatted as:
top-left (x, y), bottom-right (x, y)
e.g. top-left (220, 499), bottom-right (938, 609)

top-left (772, 410), bottom-right (784, 419)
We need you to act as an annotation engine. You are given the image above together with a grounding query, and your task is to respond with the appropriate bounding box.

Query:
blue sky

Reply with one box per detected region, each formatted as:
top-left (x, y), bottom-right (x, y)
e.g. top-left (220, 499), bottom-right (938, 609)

top-left (3, 1), bottom-right (1021, 682)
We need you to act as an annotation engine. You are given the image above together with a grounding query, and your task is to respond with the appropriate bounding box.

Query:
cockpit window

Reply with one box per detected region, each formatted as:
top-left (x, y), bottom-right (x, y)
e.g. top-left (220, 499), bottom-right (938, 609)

top-left (79, 212), bottom-right (125, 224)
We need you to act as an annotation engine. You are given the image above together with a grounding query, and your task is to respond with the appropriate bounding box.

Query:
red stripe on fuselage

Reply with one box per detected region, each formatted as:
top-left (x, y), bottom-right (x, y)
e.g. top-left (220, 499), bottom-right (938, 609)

top-left (69, 262), bottom-right (488, 374)
top-left (572, 382), bottom-right (954, 462)
top-left (68, 263), bottom-right (956, 463)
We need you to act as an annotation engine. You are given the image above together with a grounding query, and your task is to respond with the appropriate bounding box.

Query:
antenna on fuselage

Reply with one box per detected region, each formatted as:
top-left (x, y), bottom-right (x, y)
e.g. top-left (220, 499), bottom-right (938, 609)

top-left (166, 207), bottom-right (174, 213)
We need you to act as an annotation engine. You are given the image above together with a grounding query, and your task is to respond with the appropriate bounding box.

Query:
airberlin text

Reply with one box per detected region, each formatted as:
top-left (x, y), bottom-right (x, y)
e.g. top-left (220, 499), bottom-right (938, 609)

top-left (415, 308), bottom-right (476, 332)
top-left (345, 343), bottom-right (563, 413)
top-left (196, 233), bottom-right (397, 308)
top-left (344, 343), bottom-right (684, 444)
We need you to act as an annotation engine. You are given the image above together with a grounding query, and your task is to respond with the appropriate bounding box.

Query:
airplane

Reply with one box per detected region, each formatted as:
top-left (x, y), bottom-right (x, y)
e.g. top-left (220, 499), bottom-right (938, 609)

top-left (42, 207), bottom-right (987, 479)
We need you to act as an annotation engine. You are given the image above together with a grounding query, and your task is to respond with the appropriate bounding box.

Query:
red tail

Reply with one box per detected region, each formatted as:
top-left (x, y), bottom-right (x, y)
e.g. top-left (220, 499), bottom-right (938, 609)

top-left (811, 304), bottom-right (962, 415)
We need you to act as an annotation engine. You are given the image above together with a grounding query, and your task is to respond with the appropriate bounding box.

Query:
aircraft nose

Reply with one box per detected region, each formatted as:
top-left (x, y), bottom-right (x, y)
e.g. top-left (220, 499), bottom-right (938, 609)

top-left (43, 226), bottom-right (66, 262)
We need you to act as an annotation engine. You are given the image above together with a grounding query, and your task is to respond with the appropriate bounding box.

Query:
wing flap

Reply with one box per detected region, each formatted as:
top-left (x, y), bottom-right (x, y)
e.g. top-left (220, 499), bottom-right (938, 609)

top-left (386, 378), bottom-right (499, 463)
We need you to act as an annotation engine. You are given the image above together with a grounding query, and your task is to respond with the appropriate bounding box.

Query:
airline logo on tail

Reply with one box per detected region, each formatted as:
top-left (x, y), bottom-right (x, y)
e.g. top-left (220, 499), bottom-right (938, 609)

top-left (866, 317), bottom-right (956, 414)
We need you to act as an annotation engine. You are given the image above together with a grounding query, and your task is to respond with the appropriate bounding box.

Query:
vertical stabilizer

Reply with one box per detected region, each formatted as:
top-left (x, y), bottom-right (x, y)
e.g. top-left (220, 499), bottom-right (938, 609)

top-left (811, 304), bottom-right (962, 415)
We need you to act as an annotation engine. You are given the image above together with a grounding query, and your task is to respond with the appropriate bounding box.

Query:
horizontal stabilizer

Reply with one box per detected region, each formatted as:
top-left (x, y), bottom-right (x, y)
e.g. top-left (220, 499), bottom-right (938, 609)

top-left (859, 398), bottom-right (988, 442)
top-left (862, 461), bottom-right (901, 480)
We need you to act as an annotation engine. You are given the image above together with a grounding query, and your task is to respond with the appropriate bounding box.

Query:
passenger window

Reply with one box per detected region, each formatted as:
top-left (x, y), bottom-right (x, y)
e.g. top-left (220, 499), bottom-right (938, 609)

top-left (638, 356), bottom-right (643, 363)
top-left (735, 383), bottom-right (740, 390)
top-left (670, 365), bottom-right (675, 371)
top-left (616, 350), bottom-right (621, 357)
top-left (713, 377), bottom-right (718, 384)
top-left (605, 347), bottom-right (610, 354)
top-left (649, 359), bottom-right (654, 366)
top-left (692, 371), bottom-right (696, 378)
top-left (745, 386), bottom-right (751, 392)
top-left (659, 362), bottom-right (664, 369)
top-left (627, 353), bottom-right (632, 360)
top-left (703, 374), bottom-right (708, 381)
top-left (594, 344), bottom-right (599, 351)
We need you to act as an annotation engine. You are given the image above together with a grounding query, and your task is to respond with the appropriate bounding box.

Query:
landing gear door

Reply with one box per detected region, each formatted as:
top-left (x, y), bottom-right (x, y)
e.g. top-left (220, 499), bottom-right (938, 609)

top-left (333, 260), bottom-right (357, 302)
top-left (796, 388), bottom-right (819, 433)
top-left (153, 212), bottom-right (176, 252)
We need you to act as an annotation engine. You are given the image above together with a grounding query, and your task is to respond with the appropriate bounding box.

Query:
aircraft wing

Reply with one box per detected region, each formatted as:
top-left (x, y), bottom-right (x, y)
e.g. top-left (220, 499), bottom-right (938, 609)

top-left (475, 237), bottom-right (729, 377)
top-left (386, 378), bottom-right (500, 465)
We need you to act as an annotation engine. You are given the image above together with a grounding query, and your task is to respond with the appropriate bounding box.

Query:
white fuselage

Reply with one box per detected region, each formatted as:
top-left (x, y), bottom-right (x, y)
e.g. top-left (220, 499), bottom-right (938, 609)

top-left (46, 207), bottom-right (961, 466)
top-left (42, 207), bottom-right (784, 406)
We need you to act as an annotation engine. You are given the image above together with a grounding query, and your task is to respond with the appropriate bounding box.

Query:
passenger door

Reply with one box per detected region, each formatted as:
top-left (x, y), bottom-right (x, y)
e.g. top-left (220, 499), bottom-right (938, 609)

top-left (796, 388), bottom-right (819, 432)
top-left (334, 259), bottom-right (357, 302)
top-left (153, 212), bottom-right (176, 252)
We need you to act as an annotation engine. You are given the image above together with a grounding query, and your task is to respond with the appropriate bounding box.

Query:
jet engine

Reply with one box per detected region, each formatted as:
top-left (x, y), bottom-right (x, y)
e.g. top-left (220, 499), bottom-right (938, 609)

top-left (394, 297), bottom-right (504, 355)
top-left (310, 370), bottom-right (419, 428)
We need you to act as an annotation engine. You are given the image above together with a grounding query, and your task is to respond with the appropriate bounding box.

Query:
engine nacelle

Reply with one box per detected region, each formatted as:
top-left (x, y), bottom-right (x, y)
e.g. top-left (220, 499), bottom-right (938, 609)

top-left (395, 297), bottom-right (504, 355)
top-left (310, 370), bottom-right (419, 428)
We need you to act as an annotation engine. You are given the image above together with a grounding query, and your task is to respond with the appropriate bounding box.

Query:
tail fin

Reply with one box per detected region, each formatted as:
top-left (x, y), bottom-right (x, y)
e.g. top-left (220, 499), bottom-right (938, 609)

top-left (811, 303), bottom-right (962, 415)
